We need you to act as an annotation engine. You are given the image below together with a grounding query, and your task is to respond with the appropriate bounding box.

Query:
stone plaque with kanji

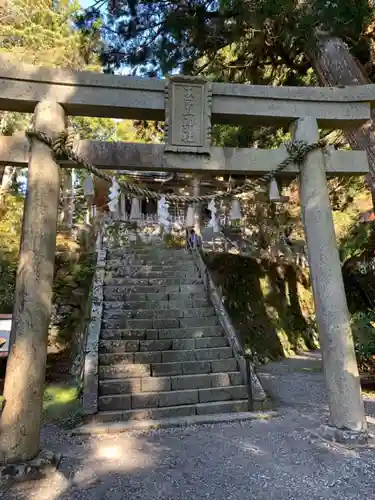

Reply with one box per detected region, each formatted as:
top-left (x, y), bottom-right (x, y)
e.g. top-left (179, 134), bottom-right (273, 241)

top-left (165, 76), bottom-right (212, 154)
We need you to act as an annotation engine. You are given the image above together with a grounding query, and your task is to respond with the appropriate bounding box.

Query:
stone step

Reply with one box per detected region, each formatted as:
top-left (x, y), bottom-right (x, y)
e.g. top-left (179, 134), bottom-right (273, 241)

top-left (100, 358), bottom-right (238, 379)
top-left (195, 400), bottom-right (249, 416)
top-left (106, 268), bottom-right (199, 279)
top-left (103, 288), bottom-right (207, 302)
top-left (106, 256), bottom-right (194, 266)
top-left (103, 297), bottom-right (210, 311)
top-left (103, 284), bottom-right (205, 296)
top-left (102, 306), bottom-right (216, 320)
top-left (150, 358), bottom-right (238, 376)
top-left (98, 385), bottom-right (248, 411)
top-left (100, 325), bottom-right (224, 341)
top-left (99, 337), bottom-right (228, 354)
top-left (102, 315), bottom-right (219, 330)
top-left (106, 262), bottom-right (197, 273)
top-left (104, 276), bottom-right (202, 286)
top-left (107, 249), bottom-right (191, 259)
top-left (107, 245), bottom-right (185, 251)
top-left (100, 363), bottom-right (151, 379)
top-left (93, 400), bottom-right (249, 423)
top-left (99, 347), bottom-right (234, 366)
top-left (99, 371), bottom-right (243, 395)
top-left (107, 257), bottom-right (194, 267)
top-left (77, 411), bottom-right (277, 434)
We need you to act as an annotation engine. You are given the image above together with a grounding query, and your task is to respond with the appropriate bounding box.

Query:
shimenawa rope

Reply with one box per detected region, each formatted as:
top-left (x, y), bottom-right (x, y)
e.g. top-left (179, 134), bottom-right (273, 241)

top-left (26, 128), bottom-right (326, 203)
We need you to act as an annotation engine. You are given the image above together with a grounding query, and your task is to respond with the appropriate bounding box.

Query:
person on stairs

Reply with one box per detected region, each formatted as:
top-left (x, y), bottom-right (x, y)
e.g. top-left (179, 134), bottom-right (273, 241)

top-left (187, 229), bottom-right (201, 250)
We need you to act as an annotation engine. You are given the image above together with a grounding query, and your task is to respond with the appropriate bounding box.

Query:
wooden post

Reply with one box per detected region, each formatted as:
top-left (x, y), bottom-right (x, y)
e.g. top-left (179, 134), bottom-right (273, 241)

top-left (293, 117), bottom-right (367, 441)
top-left (0, 101), bottom-right (65, 464)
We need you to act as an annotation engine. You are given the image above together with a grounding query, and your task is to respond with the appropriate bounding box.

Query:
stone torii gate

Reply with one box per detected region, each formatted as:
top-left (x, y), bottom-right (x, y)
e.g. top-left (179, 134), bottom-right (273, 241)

top-left (0, 56), bottom-right (372, 463)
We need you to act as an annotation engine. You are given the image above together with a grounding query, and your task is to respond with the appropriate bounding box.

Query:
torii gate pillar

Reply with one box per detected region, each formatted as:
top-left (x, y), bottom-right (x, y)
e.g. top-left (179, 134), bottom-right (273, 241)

top-left (0, 100), bottom-right (65, 463)
top-left (293, 117), bottom-right (367, 442)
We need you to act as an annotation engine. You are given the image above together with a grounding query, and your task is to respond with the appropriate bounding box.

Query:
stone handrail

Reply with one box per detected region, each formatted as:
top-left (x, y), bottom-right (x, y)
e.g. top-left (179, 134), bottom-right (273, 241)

top-left (80, 215), bottom-right (106, 416)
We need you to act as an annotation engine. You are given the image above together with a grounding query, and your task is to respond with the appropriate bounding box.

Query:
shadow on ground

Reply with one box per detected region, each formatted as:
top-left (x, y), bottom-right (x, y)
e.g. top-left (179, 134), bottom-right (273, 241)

top-left (3, 413), bottom-right (375, 500)
top-left (3, 351), bottom-right (375, 500)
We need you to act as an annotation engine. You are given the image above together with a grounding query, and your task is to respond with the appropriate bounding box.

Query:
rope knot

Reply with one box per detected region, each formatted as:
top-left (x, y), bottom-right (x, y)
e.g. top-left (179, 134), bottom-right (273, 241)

top-left (285, 140), bottom-right (310, 165)
top-left (51, 129), bottom-right (76, 157)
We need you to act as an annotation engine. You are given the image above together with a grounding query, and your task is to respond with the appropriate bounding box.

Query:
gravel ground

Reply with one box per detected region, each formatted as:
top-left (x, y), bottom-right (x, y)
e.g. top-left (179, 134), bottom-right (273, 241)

top-left (3, 351), bottom-right (375, 500)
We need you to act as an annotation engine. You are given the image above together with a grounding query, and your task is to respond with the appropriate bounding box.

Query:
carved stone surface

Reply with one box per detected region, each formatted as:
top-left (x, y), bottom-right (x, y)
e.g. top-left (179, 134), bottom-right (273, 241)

top-left (165, 76), bottom-right (212, 154)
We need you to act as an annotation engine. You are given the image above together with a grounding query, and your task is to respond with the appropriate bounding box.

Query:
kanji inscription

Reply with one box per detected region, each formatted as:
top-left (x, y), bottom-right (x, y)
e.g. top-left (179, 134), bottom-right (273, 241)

top-left (165, 76), bottom-right (212, 154)
top-left (181, 86), bottom-right (195, 144)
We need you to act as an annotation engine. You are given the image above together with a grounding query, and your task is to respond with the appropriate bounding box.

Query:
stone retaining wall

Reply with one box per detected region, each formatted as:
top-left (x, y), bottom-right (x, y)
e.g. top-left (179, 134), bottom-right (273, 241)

top-left (81, 249), bottom-right (106, 416)
top-left (190, 247), bottom-right (268, 407)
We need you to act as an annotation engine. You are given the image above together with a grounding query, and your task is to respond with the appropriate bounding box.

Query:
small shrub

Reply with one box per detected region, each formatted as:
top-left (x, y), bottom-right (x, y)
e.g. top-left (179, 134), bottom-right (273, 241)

top-left (0, 193), bottom-right (23, 313)
top-left (52, 249), bottom-right (95, 348)
top-left (351, 310), bottom-right (375, 374)
top-left (0, 254), bottom-right (17, 313)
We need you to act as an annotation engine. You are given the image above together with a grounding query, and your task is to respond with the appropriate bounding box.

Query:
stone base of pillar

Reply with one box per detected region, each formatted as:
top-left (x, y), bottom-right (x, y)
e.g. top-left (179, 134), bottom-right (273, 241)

top-left (0, 449), bottom-right (61, 483)
top-left (318, 424), bottom-right (371, 446)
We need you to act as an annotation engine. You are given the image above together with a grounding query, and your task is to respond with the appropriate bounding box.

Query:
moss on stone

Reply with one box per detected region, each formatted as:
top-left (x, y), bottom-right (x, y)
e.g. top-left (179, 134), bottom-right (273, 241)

top-left (205, 252), bottom-right (319, 362)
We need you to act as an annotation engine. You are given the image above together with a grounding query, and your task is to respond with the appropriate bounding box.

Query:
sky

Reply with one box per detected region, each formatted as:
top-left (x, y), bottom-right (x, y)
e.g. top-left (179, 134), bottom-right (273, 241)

top-left (79, 0), bottom-right (100, 9)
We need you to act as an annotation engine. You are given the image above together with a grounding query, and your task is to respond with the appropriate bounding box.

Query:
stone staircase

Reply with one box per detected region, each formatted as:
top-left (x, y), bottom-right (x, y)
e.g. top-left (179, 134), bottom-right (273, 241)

top-left (95, 243), bottom-right (251, 423)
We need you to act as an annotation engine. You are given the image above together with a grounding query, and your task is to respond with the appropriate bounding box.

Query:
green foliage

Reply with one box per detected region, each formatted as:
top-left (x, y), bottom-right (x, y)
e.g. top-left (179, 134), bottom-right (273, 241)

top-left (205, 252), bottom-right (318, 362)
top-left (339, 222), bottom-right (373, 263)
top-left (212, 125), bottom-right (290, 159)
top-left (0, 258), bottom-right (17, 314)
top-left (351, 310), bottom-right (375, 374)
top-left (91, 0), bottom-right (374, 82)
top-left (0, 0), bottom-right (104, 392)
top-left (1, 383), bottom-right (82, 428)
top-left (43, 384), bottom-right (82, 428)
top-left (131, 120), bottom-right (164, 143)
top-left (0, 112), bottom-right (29, 137)
top-left (72, 117), bottom-right (118, 141)
top-left (0, 0), bottom-right (102, 69)
top-left (0, 192), bottom-right (95, 349)
top-left (52, 245), bottom-right (95, 347)
top-left (0, 194), bottom-right (24, 313)
top-left (0, 0), bottom-right (117, 203)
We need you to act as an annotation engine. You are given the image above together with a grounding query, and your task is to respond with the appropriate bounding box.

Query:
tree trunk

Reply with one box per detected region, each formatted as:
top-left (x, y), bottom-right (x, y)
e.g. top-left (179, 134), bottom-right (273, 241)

top-left (309, 35), bottom-right (375, 207)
